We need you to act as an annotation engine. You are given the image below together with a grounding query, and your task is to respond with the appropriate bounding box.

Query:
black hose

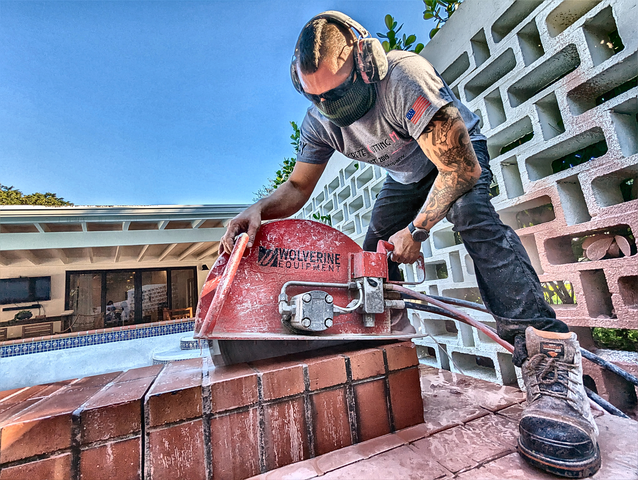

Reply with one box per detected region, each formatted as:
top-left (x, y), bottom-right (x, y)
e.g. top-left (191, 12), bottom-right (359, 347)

top-left (405, 302), bottom-right (467, 320)
top-left (402, 293), bottom-right (491, 314)
top-left (581, 348), bottom-right (638, 387)
top-left (585, 387), bottom-right (630, 418)
top-left (426, 294), bottom-right (491, 314)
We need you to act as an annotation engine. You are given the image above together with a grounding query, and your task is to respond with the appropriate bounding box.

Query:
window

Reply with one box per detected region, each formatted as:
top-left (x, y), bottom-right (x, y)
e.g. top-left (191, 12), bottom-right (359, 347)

top-left (141, 270), bottom-right (168, 324)
top-left (66, 267), bottom-right (196, 330)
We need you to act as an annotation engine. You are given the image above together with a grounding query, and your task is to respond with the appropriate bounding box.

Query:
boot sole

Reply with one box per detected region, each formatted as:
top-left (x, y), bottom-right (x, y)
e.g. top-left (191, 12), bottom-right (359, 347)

top-left (517, 438), bottom-right (601, 479)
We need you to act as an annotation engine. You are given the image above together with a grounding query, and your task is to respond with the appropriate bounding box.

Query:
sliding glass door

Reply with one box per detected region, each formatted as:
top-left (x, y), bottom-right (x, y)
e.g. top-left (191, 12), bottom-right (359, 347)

top-left (66, 267), bottom-right (196, 330)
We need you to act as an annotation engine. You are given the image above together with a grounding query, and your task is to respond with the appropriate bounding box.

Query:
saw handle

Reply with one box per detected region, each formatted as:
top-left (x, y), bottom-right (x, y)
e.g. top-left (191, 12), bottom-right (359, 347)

top-left (197, 233), bottom-right (249, 337)
top-left (376, 240), bottom-right (425, 285)
top-left (377, 240), bottom-right (394, 256)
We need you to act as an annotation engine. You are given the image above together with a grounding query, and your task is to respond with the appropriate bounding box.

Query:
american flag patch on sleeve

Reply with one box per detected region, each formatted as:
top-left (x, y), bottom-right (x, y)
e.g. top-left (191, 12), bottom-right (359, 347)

top-left (406, 96), bottom-right (431, 124)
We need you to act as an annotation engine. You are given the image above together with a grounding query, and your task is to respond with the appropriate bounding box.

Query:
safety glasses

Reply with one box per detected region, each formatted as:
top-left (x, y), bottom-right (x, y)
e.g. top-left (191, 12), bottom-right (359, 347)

top-left (303, 67), bottom-right (357, 104)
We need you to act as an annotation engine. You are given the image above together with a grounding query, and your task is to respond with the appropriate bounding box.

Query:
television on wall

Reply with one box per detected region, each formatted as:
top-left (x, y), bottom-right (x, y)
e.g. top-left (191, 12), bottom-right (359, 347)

top-left (0, 277), bottom-right (51, 305)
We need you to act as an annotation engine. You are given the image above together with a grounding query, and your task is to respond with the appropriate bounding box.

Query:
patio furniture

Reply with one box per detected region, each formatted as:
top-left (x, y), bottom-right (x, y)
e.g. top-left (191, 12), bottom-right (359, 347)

top-left (162, 307), bottom-right (193, 321)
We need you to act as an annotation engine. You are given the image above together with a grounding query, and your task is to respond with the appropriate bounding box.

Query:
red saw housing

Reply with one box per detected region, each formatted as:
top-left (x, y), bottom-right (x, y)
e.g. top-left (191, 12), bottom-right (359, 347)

top-left (194, 219), bottom-right (421, 341)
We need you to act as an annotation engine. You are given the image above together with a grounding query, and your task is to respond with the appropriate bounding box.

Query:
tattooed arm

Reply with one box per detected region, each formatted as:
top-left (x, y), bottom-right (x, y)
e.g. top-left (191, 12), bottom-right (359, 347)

top-left (388, 104), bottom-right (482, 263)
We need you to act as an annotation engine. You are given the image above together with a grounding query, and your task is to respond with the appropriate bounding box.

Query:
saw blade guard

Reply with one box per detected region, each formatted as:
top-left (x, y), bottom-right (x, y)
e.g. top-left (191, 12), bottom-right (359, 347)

top-left (193, 219), bottom-right (425, 340)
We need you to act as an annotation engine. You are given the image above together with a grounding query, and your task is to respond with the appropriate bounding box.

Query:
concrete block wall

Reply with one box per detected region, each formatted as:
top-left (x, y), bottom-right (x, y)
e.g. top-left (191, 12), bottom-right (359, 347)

top-left (298, 0), bottom-right (638, 394)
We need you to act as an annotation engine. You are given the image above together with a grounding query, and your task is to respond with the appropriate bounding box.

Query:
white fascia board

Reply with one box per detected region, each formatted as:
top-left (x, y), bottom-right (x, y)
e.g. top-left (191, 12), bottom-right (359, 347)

top-left (0, 228), bottom-right (225, 251)
top-left (0, 204), bottom-right (250, 225)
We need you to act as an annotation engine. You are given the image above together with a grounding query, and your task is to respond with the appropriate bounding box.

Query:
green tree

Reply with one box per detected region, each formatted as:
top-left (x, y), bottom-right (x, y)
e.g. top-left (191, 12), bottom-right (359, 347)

top-left (377, 14), bottom-right (425, 53)
top-left (254, 121), bottom-right (301, 200)
top-left (423, 0), bottom-right (464, 39)
top-left (592, 328), bottom-right (638, 352)
top-left (0, 184), bottom-right (73, 206)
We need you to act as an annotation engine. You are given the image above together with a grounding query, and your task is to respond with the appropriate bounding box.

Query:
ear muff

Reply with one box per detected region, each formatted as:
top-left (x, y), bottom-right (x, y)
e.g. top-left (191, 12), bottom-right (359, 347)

top-left (291, 10), bottom-right (388, 94)
top-left (354, 37), bottom-right (388, 84)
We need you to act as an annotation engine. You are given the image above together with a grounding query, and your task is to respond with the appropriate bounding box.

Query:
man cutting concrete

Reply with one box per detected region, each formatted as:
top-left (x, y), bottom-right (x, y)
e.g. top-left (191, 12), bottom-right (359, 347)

top-left (221, 11), bottom-right (600, 478)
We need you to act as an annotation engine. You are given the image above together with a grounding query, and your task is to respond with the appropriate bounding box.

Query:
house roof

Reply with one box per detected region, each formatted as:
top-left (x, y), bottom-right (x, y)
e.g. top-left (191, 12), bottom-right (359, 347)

top-left (0, 204), bottom-right (249, 266)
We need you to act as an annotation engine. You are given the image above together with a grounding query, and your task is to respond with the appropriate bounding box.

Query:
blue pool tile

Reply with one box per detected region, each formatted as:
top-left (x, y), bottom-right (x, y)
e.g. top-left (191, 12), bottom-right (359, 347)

top-left (2, 320), bottom-right (198, 358)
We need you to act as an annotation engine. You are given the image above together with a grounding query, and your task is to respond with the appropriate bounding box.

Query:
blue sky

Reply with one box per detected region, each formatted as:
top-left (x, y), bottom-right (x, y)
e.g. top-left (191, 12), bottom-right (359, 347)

top-left (0, 1), bottom-right (434, 206)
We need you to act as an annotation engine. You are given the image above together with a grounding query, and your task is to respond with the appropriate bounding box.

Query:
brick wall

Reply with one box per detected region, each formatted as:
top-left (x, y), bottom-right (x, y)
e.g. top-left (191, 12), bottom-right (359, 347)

top-left (0, 342), bottom-right (423, 479)
top-left (297, 0), bottom-right (638, 403)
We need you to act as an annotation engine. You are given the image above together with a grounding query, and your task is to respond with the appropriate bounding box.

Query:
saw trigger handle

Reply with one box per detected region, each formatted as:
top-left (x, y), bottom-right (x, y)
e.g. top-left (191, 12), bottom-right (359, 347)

top-left (376, 240), bottom-right (394, 257)
top-left (376, 240), bottom-right (425, 285)
top-left (196, 232), bottom-right (249, 338)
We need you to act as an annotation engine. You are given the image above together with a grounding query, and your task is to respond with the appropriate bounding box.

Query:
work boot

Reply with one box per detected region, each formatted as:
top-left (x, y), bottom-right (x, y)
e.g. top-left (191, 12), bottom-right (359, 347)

top-left (518, 327), bottom-right (601, 478)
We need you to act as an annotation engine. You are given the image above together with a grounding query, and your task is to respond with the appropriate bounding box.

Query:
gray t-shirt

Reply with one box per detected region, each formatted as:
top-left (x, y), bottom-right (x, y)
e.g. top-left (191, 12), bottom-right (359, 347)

top-left (297, 50), bottom-right (486, 184)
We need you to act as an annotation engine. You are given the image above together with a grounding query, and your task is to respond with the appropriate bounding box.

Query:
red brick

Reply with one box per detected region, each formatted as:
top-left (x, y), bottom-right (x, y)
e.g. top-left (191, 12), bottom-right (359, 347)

top-left (145, 358), bottom-right (203, 427)
top-left (0, 381), bottom-right (114, 463)
top-left (0, 388), bottom-right (24, 403)
top-left (72, 371), bottom-right (122, 388)
top-left (313, 444), bottom-right (365, 475)
top-left (354, 380), bottom-right (391, 441)
top-left (1, 386), bottom-right (45, 405)
top-left (352, 432), bottom-right (404, 459)
top-left (394, 423), bottom-right (431, 444)
top-left (388, 367), bottom-right (424, 430)
top-left (0, 382), bottom-right (67, 407)
top-left (147, 419), bottom-right (206, 480)
top-left (253, 458), bottom-right (321, 479)
top-left (263, 397), bottom-right (310, 470)
top-left (80, 437), bottom-right (141, 480)
top-left (1, 413), bottom-right (70, 465)
top-left (209, 408), bottom-right (261, 479)
top-left (251, 359), bottom-right (305, 401)
top-left (345, 348), bottom-right (385, 381)
top-left (412, 424), bottom-right (509, 474)
top-left (462, 413), bottom-right (519, 450)
top-left (0, 452), bottom-right (71, 480)
top-left (208, 363), bottom-right (259, 414)
top-left (0, 399), bottom-right (40, 425)
top-left (81, 376), bottom-right (155, 444)
top-left (311, 388), bottom-right (352, 455)
top-left (116, 364), bottom-right (164, 383)
top-left (305, 355), bottom-right (347, 391)
top-left (330, 443), bottom-right (449, 479)
top-left (31, 381), bottom-right (75, 399)
top-left (383, 342), bottom-right (419, 371)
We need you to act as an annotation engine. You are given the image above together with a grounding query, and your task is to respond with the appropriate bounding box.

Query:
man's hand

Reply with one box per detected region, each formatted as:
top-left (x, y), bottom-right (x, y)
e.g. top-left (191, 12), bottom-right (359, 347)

top-left (388, 227), bottom-right (422, 264)
top-left (220, 205), bottom-right (262, 254)
top-left (219, 162), bottom-right (328, 255)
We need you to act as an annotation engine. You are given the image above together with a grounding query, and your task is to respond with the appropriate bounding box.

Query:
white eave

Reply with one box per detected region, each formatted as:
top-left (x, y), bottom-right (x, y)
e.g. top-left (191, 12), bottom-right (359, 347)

top-left (0, 204), bottom-right (249, 267)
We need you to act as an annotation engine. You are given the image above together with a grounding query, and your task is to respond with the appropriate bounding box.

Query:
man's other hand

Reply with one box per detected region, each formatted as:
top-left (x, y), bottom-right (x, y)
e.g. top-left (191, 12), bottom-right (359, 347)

top-left (220, 205), bottom-right (262, 254)
top-left (388, 228), bottom-right (422, 264)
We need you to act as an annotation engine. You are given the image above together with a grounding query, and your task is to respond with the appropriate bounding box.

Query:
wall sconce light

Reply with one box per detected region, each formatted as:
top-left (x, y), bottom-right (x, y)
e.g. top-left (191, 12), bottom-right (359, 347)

top-left (201, 264), bottom-right (209, 271)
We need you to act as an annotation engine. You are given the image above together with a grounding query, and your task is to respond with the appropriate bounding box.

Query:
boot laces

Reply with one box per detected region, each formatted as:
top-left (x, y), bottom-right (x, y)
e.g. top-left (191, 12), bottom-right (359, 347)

top-left (527, 353), bottom-right (578, 405)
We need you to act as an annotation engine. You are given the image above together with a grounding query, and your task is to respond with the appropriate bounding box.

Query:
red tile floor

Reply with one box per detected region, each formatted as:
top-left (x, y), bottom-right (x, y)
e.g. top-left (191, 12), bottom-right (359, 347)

top-left (250, 365), bottom-right (638, 480)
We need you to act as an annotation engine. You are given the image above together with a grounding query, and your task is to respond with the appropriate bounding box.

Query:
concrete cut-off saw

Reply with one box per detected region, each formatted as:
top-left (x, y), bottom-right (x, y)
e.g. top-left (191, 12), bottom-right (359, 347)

top-left (193, 218), bottom-right (520, 367)
top-left (193, 218), bottom-right (430, 365)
